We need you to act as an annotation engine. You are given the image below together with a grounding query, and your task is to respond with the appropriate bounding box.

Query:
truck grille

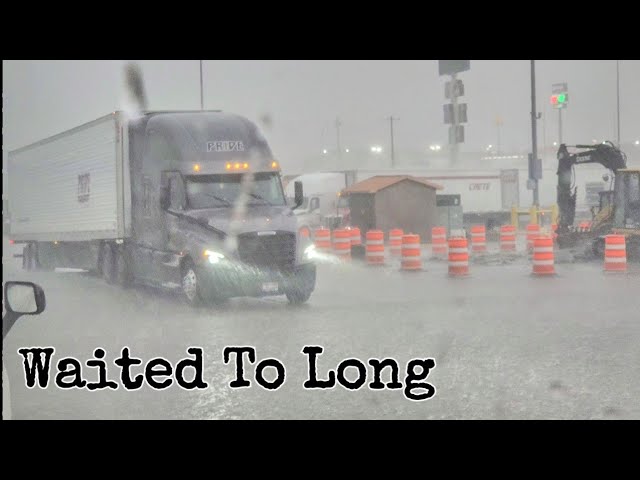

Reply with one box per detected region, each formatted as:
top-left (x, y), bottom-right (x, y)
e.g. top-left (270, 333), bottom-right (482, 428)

top-left (237, 231), bottom-right (296, 270)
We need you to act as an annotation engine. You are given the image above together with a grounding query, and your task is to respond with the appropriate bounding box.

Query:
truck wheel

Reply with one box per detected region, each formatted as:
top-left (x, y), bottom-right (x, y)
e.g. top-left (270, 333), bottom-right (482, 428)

top-left (181, 259), bottom-right (204, 307)
top-left (115, 247), bottom-right (132, 287)
top-left (101, 243), bottom-right (116, 284)
top-left (285, 264), bottom-right (316, 305)
top-left (286, 289), bottom-right (312, 305)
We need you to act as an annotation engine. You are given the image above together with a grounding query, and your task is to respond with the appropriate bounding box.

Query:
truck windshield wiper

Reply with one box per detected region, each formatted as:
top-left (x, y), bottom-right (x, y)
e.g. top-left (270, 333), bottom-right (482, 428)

top-left (202, 193), bottom-right (232, 206)
top-left (248, 193), bottom-right (273, 206)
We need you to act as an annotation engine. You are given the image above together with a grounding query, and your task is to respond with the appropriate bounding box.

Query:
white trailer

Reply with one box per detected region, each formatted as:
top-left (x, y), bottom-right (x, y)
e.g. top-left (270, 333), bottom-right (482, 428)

top-left (7, 113), bottom-right (131, 242)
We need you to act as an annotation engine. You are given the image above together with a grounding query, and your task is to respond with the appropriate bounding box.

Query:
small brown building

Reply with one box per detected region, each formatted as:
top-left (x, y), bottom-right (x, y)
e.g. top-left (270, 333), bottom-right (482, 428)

top-left (341, 176), bottom-right (443, 242)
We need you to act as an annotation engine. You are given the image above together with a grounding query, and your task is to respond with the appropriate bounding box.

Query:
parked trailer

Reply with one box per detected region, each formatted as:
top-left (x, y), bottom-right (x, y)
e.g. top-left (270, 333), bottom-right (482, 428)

top-left (8, 111), bottom-right (317, 306)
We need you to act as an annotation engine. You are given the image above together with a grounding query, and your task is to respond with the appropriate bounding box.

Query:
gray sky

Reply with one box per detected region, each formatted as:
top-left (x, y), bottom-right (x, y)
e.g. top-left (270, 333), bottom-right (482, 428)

top-left (3, 60), bottom-right (639, 170)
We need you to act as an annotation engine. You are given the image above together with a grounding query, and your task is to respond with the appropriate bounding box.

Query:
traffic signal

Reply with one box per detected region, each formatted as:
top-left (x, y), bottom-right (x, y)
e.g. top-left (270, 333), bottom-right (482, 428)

top-left (550, 93), bottom-right (568, 108)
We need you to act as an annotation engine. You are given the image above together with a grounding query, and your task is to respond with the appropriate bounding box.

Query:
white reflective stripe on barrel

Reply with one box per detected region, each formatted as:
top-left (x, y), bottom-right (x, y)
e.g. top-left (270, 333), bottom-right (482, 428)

top-left (533, 260), bottom-right (554, 266)
top-left (605, 245), bottom-right (626, 250)
top-left (367, 240), bottom-right (384, 245)
top-left (534, 247), bottom-right (554, 253)
top-left (449, 248), bottom-right (468, 254)
top-left (605, 257), bottom-right (627, 263)
top-left (449, 261), bottom-right (469, 267)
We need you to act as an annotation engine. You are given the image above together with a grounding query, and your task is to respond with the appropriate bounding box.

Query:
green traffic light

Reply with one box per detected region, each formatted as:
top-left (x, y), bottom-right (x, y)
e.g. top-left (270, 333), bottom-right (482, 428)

top-left (558, 93), bottom-right (566, 103)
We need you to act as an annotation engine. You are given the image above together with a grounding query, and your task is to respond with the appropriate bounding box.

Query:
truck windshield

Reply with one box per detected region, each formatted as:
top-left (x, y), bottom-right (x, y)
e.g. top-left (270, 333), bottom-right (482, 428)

top-left (185, 172), bottom-right (286, 209)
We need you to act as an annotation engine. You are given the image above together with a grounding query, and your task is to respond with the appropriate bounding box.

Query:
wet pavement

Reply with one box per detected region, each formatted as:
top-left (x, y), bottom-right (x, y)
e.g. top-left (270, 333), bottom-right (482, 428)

top-left (3, 238), bottom-right (640, 419)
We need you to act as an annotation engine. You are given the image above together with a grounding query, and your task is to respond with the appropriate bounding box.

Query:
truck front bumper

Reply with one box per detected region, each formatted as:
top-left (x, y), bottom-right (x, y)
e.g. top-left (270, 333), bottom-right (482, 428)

top-left (198, 261), bottom-right (316, 299)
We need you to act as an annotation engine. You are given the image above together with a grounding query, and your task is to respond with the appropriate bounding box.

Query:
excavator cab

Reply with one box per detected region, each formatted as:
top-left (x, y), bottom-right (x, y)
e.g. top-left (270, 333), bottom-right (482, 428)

top-left (612, 169), bottom-right (640, 231)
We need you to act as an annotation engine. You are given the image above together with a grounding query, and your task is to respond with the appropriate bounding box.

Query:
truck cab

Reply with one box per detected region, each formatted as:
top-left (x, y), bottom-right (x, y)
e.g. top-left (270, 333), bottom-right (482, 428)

top-left (123, 111), bottom-right (317, 306)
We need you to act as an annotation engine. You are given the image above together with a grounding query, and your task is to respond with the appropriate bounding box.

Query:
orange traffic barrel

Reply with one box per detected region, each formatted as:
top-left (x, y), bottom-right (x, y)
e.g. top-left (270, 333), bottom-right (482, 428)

top-left (350, 227), bottom-right (362, 246)
top-left (299, 226), bottom-right (310, 239)
top-left (532, 236), bottom-right (555, 275)
top-left (314, 228), bottom-right (331, 252)
top-left (366, 230), bottom-right (385, 265)
top-left (401, 234), bottom-right (422, 271)
top-left (526, 224), bottom-right (540, 251)
top-left (431, 226), bottom-right (447, 257)
top-left (604, 234), bottom-right (626, 272)
top-left (470, 225), bottom-right (486, 253)
top-left (389, 229), bottom-right (404, 256)
top-left (500, 225), bottom-right (516, 252)
top-left (332, 229), bottom-right (352, 261)
top-left (577, 221), bottom-right (592, 232)
top-left (448, 237), bottom-right (469, 277)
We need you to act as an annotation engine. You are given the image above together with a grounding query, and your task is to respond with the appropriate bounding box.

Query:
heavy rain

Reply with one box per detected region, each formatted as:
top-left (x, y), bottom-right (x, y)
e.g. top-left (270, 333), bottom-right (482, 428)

top-left (2, 60), bottom-right (640, 420)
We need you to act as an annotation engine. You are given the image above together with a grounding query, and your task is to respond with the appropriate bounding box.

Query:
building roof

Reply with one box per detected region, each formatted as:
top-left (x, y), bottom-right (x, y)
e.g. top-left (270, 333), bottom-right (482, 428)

top-left (341, 175), bottom-right (443, 194)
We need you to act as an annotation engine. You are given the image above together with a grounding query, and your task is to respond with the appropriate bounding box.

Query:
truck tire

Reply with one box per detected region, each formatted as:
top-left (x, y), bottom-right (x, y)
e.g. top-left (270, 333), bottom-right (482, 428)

top-left (181, 259), bottom-right (204, 307)
top-left (101, 243), bottom-right (116, 284)
top-left (286, 289), bottom-right (312, 305)
top-left (285, 264), bottom-right (316, 305)
top-left (115, 246), bottom-right (133, 287)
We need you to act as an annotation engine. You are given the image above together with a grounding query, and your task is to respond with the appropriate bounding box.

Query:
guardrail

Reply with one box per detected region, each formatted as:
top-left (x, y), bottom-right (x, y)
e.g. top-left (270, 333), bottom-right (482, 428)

top-left (511, 204), bottom-right (558, 229)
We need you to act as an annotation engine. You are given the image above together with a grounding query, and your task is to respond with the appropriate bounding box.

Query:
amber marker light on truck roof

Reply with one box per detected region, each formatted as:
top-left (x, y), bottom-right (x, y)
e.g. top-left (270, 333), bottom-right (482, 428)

top-left (193, 164), bottom-right (201, 172)
top-left (243, 163), bottom-right (249, 169)
top-left (271, 161), bottom-right (278, 168)
top-left (225, 163), bottom-right (232, 170)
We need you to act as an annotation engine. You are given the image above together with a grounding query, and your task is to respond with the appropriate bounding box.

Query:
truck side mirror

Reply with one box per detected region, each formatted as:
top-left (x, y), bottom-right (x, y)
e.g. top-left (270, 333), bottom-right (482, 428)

top-left (3, 281), bottom-right (46, 340)
top-left (160, 186), bottom-right (170, 210)
top-left (293, 181), bottom-right (304, 209)
top-left (4, 281), bottom-right (46, 315)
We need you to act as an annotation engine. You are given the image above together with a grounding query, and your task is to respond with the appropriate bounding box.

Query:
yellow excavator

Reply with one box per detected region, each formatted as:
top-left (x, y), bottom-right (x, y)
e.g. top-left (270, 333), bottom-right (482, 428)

top-left (556, 141), bottom-right (640, 259)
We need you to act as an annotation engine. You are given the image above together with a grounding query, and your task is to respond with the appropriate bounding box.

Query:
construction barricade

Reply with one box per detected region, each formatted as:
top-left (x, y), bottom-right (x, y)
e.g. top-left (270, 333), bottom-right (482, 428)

top-left (532, 236), bottom-right (555, 275)
top-left (500, 225), bottom-right (517, 252)
top-left (448, 237), bottom-right (469, 277)
top-left (389, 229), bottom-right (403, 256)
top-left (431, 226), bottom-right (447, 257)
top-left (314, 228), bottom-right (331, 253)
top-left (401, 234), bottom-right (422, 271)
top-left (470, 225), bottom-right (487, 253)
top-left (526, 224), bottom-right (540, 251)
top-left (604, 234), bottom-right (627, 272)
top-left (332, 229), bottom-right (351, 262)
top-left (365, 230), bottom-right (385, 266)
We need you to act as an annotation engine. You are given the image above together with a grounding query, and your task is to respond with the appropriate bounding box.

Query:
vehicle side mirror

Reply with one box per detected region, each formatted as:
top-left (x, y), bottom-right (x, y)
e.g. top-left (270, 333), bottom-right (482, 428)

top-left (4, 281), bottom-right (46, 315)
top-left (160, 186), bottom-right (170, 210)
top-left (293, 181), bottom-right (304, 209)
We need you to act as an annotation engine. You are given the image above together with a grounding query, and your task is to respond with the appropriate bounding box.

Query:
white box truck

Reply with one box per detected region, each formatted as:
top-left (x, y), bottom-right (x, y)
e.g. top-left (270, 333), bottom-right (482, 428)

top-left (7, 110), bottom-right (317, 306)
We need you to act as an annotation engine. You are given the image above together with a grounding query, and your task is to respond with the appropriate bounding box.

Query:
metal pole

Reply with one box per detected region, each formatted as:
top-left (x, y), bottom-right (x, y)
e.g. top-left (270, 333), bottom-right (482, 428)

top-left (199, 60), bottom-right (204, 110)
top-left (451, 73), bottom-right (459, 164)
top-left (335, 117), bottom-right (342, 163)
top-left (558, 108), bottom-right (563, 144)
top-left (530, 60), bottom-right (539, 206)
top-left (616, 60), bottom-right (621, 146)
top-left (388, 116), bottom-right (397, 168)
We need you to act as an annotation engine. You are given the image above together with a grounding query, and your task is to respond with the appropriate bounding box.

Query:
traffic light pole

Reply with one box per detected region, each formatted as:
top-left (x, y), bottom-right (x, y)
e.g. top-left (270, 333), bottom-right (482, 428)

top-left (530, 60), bottom-right (539, 207)
top-left (451, 72), bottom-right (459, 164)
top-left (558, 108), bottom-right (563, 145)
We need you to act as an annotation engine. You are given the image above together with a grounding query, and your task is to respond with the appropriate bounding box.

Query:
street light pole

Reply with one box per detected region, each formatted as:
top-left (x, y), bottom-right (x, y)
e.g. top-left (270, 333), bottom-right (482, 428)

top-left (199, 60), bottom-right (204, 110)
top-left (387, 116), bottom-right (398, 168)
top-left (335, 117), bottom-right (342, 162)
top-left (530, 60), bottom-right (540, 207)
top-left (616, 60), bottom-right (621, 147)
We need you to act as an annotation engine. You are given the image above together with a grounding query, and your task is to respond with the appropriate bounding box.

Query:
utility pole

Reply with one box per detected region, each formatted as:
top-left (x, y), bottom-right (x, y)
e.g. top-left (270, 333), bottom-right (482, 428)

top-left (616, 60), bottom-right (621, 147)
top-left (451, 72), bottom-right (459, 164)
top-left (495, 115), bottom-right (503, 155)
top-left (387, 116), bottom-right (398, 168)
top-left (199, 60), bottom-right (204, 110)
top-left (335, 117), bottom-right (342, 162)
top-left (530, 60), bottom-right (540, 207)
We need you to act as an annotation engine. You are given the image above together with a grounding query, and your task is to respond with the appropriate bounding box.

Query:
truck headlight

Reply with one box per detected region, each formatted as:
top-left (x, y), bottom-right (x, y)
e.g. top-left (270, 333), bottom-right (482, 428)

top-left (304, 244), bottom-right (318, 260)
top-left (203, 249), bottom-right (225, 264)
